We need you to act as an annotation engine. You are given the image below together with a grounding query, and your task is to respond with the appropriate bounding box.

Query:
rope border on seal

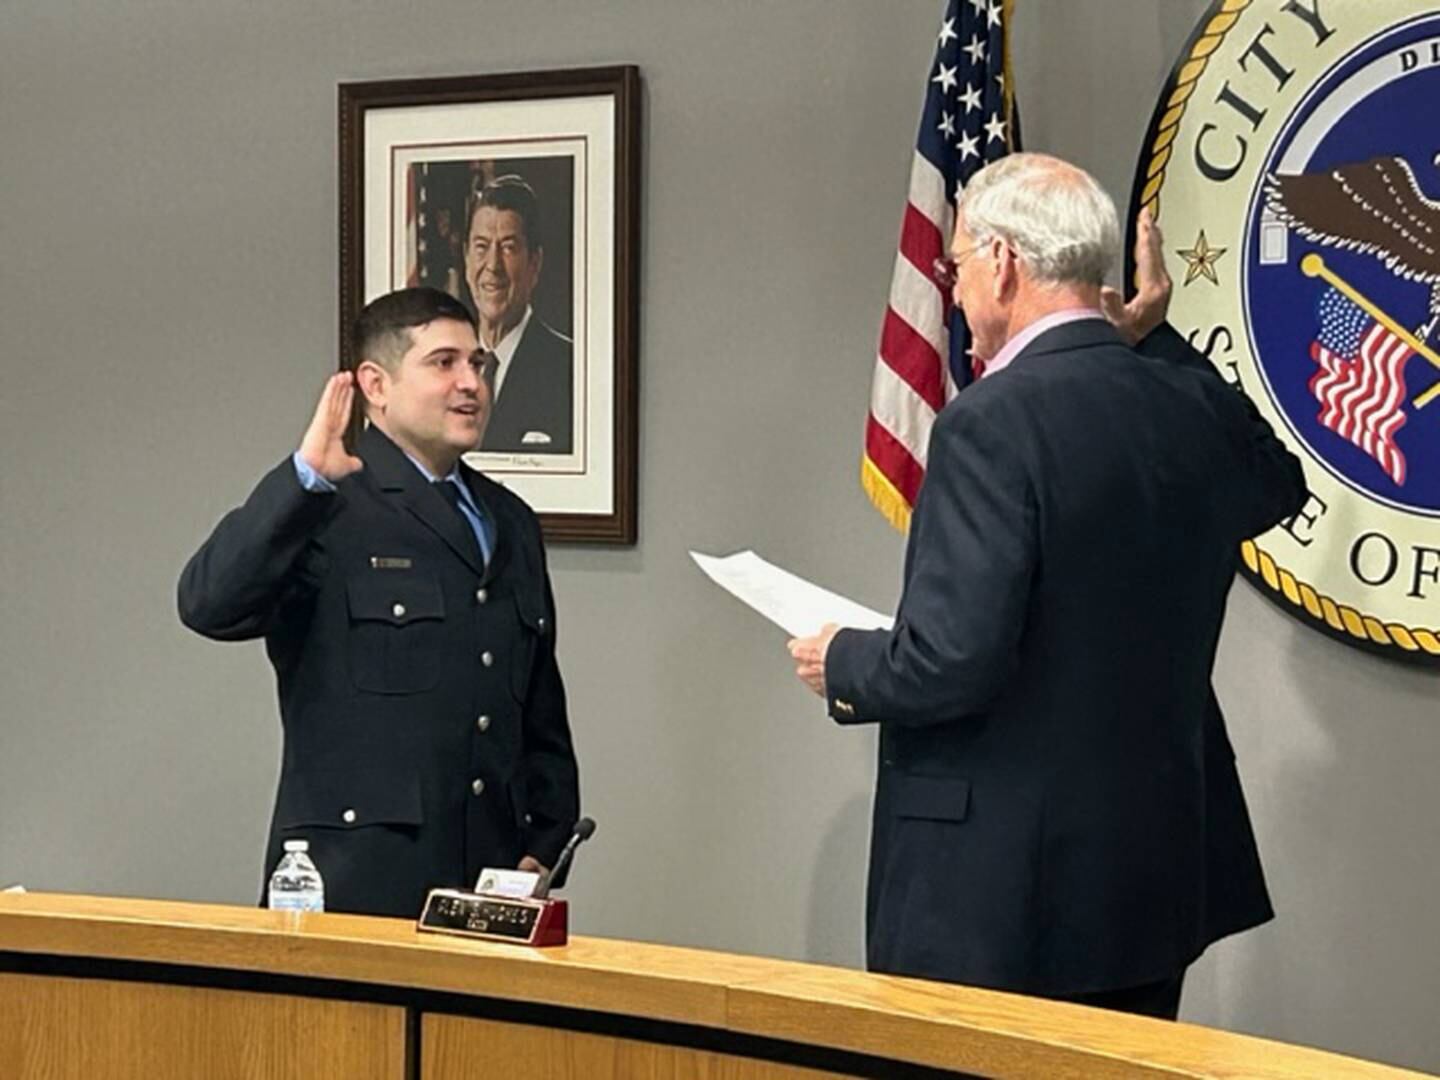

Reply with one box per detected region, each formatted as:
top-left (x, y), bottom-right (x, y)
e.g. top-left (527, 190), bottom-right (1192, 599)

top-left (1142, 0), bottom-right (1440, 659)
top-left (1137, 0), bottom-right (1252, 221)
top-left (1241, 541), bottom-right (1440, 656)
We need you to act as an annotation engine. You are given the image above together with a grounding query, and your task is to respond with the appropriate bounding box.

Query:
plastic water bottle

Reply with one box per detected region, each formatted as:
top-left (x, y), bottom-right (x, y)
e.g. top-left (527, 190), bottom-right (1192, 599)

top-left (267, 839), bottom-right (325, 912)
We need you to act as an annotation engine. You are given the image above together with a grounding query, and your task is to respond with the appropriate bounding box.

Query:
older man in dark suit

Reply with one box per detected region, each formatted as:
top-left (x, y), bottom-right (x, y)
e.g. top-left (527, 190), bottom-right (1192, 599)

top-left (464, 175), bottom-right (574, 455)
top-left (790, 153), bottom-right (1304, 1019)
top-left (179, 287), bottom-right (579, 917)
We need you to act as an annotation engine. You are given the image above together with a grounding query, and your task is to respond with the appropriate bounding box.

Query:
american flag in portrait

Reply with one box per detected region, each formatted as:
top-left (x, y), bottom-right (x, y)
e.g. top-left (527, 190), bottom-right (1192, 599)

top-left (862, 0), bottom-right (1017, 530)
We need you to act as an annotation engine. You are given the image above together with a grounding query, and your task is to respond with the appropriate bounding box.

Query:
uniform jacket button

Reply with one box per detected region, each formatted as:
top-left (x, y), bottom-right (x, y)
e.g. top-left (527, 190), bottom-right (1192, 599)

top-left (471, 778), bottom-right (486, 796)
top-left (392, 602), bottom-right (406, 618)
top-left (342, 808), bottom-right (357, 824)
top-left (477, 714), bottom-right (491, 732)
top-left (480, 650), bottom-right (494, 667)
top-left (476, 588), bottom-right (488, 604)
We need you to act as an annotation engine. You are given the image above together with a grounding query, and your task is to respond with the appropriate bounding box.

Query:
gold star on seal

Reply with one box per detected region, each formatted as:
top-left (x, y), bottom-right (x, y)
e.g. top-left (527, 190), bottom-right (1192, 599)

top-left (1176, 229), bottom-right (1227, 286)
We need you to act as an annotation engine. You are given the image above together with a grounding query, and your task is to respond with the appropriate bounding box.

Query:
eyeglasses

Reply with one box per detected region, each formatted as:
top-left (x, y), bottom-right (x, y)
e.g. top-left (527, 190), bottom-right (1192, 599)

top-left (931, 241), bottom-right (990, 290)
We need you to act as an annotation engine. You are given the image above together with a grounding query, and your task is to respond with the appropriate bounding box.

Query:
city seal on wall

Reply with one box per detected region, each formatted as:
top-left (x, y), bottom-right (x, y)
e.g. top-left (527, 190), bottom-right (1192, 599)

top-left (1128, 0), bottom-right (1440, 664)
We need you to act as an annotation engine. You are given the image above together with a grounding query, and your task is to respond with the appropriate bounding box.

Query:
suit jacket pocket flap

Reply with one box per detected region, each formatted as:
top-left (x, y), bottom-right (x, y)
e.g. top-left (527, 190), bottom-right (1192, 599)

top-left (893, 775), bottom-right (971, 822)
top-left (347, 574), bottom-right (445, 625)
top-left (513, 588), bottom-right (546, 632)
top-left (278, 770), bottom-right (424, 829)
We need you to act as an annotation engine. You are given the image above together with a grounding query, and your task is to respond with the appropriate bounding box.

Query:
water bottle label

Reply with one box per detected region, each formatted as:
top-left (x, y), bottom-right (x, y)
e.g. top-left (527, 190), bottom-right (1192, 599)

top-left (269, 892), bottom-right (324, 912)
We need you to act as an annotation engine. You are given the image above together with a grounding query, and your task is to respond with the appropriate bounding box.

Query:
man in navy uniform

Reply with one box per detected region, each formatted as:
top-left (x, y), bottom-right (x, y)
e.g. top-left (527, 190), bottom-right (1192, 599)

top-left (180, 287), bottom-right (579, 917)
top-left (790, 154), bottom-right (1303, 1019)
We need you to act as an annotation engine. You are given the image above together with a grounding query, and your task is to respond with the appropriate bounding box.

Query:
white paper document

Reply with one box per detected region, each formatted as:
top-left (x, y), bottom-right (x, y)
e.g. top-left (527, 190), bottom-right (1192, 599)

top-left (690, 550), bottom-right (893, 638)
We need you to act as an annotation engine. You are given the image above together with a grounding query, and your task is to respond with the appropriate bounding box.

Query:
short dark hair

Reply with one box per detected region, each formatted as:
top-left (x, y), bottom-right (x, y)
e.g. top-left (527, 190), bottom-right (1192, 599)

top-left (464, 173), bottom-right (543, 252)
top-left (350, 287), bottom-right (476, 374)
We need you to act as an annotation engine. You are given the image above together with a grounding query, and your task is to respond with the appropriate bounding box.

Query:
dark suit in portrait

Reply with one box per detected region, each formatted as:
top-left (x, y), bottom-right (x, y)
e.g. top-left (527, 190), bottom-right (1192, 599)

top-left (178, 424), bottom-right (579, 917)
top-left (481, 317), bottom-right (574, 455)
top-left (824, 319), bottom-right (1304, 1000)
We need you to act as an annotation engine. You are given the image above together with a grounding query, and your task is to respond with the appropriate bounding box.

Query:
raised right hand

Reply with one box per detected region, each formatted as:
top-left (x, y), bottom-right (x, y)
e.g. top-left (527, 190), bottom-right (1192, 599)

top-left (1101, 207), bottom-right (1173, 346)
top-left (298, 372), bottom-right (364, 481)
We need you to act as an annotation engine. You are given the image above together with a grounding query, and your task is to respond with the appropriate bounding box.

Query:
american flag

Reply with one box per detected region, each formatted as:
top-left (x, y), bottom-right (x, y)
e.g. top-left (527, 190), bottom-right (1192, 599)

top-left (863, 0), bottom-right (1015, 530)
top-left (1309, 287), bottom-right (1413, 487)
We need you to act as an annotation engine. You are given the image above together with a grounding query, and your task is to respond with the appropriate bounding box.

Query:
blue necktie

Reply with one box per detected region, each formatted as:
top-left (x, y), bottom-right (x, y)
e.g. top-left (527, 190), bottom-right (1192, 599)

top-left (432, 479), bottom-right (491, 565)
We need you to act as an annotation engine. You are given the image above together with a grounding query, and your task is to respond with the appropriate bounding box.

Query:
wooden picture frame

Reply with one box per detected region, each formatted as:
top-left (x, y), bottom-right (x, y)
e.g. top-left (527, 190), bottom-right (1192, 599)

top-left (339, 66), bottom-right (641, 544)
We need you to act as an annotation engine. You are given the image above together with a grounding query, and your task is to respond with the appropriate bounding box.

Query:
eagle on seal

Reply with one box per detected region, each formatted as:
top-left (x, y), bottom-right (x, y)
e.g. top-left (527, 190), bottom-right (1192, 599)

top-left (1265, 155), bottom-right (1440, 345)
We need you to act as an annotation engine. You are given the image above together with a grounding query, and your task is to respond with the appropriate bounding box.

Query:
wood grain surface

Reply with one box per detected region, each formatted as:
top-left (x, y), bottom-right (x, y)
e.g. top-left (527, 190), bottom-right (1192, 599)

top-left (0, 892), bottom-right (1431, 1080)
top-left (424, 1014), bottom-right (845, 1080)
top-left (0, 972), bottom-right (404, 1080)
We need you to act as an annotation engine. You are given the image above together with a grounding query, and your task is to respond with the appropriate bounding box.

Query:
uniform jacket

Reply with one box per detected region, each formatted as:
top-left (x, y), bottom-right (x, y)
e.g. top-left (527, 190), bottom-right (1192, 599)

top-left (826, 320), bottom-right (1304, 996)
top-left (481, 318), bottom-right (574, 455)
top-left (179, 425), bottom-right (579, 917)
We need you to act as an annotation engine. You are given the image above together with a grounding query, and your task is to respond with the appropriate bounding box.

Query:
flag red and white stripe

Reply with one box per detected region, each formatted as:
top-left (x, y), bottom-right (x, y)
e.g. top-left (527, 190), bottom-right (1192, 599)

top-left (864, 156), bottom-right (954, 524)
top-left (1310, 321), bottom-right (1412, 486)
top-left (863, 0), bottom-right (1013, 530)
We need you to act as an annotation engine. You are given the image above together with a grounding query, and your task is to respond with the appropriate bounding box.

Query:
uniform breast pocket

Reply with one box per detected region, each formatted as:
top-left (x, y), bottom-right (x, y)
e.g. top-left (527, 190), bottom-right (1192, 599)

top-left (508, 589), bottom-right (548, 702)
top-left (346, 573), bottom-right (446, 694)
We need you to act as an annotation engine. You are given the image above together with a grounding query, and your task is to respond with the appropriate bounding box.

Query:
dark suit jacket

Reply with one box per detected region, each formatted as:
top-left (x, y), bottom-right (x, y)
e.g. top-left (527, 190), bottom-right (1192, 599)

top-left (1145, 325), bottom-right (1276, 960)
top-left (826, 319), bottom-right (1304, 996)
top-left (481, 317), bottom-right (574, 455)
top-left (178, 425), bottom-right (579, 918)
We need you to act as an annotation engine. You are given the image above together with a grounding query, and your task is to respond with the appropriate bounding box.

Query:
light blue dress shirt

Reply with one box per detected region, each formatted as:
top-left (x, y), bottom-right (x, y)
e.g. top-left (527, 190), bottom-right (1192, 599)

top-left (291, 451), bottom-right (493, 563)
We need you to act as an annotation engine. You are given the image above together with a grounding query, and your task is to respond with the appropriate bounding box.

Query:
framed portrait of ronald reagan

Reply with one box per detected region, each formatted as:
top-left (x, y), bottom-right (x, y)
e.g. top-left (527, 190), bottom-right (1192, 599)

top-left (340, 66), bottom-right (641, 544)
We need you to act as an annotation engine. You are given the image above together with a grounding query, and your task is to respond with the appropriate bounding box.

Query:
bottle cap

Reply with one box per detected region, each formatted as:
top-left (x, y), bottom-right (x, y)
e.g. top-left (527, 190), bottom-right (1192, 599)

top-left (283, 839), bottom-right (310, 853)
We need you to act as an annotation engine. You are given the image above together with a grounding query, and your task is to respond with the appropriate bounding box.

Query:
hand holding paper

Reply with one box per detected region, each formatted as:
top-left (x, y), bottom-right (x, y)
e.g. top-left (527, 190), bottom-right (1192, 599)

top-left (788, 622), bottom-right (839, 697)
top-left (691, 550), bottom-right (892, 700)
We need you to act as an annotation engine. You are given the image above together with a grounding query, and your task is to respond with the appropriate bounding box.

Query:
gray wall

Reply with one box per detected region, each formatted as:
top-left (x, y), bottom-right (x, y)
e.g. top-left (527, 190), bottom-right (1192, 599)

top-left (1, 0), bottom-right (1435, 1072)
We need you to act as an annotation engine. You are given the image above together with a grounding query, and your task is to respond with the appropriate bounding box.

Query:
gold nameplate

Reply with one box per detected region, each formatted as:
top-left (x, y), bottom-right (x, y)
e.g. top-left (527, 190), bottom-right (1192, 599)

top-left (370, 556), bottom-right (413, 570)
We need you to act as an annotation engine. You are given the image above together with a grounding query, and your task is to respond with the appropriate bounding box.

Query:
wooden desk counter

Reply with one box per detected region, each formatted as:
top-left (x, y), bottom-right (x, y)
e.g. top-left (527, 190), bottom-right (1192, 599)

top-left (0, 891), bottom-right (1430, 1080)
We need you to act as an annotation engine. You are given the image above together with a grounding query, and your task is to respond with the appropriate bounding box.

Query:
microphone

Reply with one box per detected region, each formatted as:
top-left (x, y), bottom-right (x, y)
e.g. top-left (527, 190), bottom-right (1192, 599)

top-left (533, 817), bottom-right (596, 899)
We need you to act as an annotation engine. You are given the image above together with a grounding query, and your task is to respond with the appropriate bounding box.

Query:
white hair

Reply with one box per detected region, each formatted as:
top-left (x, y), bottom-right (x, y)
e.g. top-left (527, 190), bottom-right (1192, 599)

top-left (957, 153), bottom-right (1121, 287)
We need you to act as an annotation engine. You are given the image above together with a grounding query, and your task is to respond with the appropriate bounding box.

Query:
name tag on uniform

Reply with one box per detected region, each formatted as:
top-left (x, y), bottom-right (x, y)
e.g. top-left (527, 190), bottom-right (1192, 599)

top-left (370, 556), bottom-right (413, 570)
